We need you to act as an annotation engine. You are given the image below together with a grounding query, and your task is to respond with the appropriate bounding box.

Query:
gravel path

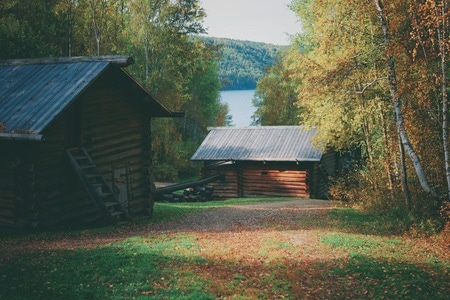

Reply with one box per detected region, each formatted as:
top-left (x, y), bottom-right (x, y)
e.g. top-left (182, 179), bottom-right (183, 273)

top-left (152, 199), bottom-right (334, 232)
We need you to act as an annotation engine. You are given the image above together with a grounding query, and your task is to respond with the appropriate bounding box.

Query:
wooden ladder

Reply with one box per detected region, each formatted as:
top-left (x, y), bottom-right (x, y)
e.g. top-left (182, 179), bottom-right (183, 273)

top-left (66, 147), bottom-right (129, 224)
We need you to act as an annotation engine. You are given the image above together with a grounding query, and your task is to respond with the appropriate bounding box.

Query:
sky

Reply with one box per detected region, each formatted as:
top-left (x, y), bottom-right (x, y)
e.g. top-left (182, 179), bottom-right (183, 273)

top-left (199, 0), bottom-right (301, 45)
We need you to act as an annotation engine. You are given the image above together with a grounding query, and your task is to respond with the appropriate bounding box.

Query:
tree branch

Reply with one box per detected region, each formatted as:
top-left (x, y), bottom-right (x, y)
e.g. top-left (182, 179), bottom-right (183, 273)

top-left (354, 77), bottom-right (388, 94)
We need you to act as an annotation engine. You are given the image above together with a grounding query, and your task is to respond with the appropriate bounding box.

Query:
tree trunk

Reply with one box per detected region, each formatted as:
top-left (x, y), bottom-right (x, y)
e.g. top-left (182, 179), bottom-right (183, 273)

top-left (374, 0), bottom-right (435, 196)
top-left (380, 105), bottom-right (395, 200)
top-left (436, 1), bottom-right (450, 199)
top-left (398, 130), bottom-right (411, 209)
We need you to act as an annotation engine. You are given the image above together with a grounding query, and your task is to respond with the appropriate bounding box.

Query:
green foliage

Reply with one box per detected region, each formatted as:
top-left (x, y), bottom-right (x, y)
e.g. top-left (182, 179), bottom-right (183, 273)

top-left (1, 200), bottom-right (448, 299)
top-left (329, 166), bottom-right (444, 235)
top-left (152, 163), bottom-right (179, 182)
top-left (202, 37), bottom-right (286, 90)
top-left (253, 48), bottom-right (303, 125)
top-left (256, 0), bottom-right (450, 226)
top-left (0, 0), bottom-right (227, 182)
top-left (0, 1), bottom-right (61, 58)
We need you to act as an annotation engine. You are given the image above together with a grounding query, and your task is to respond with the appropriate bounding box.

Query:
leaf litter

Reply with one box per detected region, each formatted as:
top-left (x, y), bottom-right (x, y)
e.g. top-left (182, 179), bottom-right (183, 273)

top-left (1, 199), bottom-right (449, 299)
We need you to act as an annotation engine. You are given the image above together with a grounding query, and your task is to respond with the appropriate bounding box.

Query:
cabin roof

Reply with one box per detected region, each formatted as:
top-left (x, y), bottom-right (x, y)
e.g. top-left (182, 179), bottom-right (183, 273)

top-left (191, 126), bottom-right (324, 162)
top-left (0, 56), bottom-right (179, 140)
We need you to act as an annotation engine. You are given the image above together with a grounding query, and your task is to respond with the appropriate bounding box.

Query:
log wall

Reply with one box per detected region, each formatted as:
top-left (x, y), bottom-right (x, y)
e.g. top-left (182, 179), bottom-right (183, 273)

top-left (82, 70), bottom-right (153, 217)
top-left (242, 168), bottom-right (309, 198)
top-left (313, 150), bottom-right (339, 199)
top-left (201, 165), bottom-right (241, 199)
top-left (0, 67), bottom-right (156, 230)
top-left (34, 118), bottom-right (100, 228)
top-left (0, 143), bottom-right (34, 229)
top-left (202, 162), bottom-right (312, 199)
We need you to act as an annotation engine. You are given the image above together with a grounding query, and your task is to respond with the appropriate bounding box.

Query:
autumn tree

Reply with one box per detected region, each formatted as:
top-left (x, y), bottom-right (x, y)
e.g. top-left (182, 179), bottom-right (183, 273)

top-left (289, 0), bottom-right (394, 173)
top-left (253, 49), bottom-right (302, 125)
top-left (408, 0), bottom-right (450, 199)
top-left (54, 0), bottom-right (80, 57)
top-left (277, 0), bottom-right (450, 220)
top-left (374, 0), bottom-right (437, 198)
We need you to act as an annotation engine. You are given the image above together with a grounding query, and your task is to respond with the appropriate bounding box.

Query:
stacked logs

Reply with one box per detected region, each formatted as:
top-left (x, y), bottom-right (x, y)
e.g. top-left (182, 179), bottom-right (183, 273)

top-left (153, 174), bottom-right (223, 203)
top-left (158, 186), bottom-right (214, 203)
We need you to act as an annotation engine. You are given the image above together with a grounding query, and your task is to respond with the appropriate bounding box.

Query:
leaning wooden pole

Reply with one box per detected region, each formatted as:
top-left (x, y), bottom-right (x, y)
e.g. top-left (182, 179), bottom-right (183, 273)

top-left (153, 173), bottom-right (225, 195)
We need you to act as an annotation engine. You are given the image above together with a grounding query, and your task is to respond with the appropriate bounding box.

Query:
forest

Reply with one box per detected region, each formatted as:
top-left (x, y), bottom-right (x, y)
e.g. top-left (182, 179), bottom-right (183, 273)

top-left (254, 0), bottom-right (450, 230)
top-left (0, 0), bottom-right (227, 180)
top-left (1, 0), bottom-right (449, 231)
top-left (202, 37), bottom-right (286, 90)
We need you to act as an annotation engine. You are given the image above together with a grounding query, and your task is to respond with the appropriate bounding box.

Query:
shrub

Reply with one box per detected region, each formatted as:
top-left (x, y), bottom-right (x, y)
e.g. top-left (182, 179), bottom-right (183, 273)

top-left (329, 166), bottom-right (444, 235)
top-left (153, 163), bottom-right (179, 182)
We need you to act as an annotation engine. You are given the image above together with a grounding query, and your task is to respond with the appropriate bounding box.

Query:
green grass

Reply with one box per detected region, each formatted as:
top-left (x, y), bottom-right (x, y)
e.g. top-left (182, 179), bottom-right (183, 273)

top-left (320, 230), bottom-right (449, 298)
top-left (1, 198), bottom-right (448, 299)
top-left (0, 234), bottom-right (214, 300)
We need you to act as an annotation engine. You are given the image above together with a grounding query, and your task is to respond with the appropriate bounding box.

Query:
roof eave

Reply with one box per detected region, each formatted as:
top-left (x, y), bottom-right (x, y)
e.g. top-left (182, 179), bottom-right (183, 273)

top-left (191, 157), bottom-right (322, 162)
top-left (0, 55), bottom-right (134, 67)
top-left (0, 133), bottom-right (44, 141)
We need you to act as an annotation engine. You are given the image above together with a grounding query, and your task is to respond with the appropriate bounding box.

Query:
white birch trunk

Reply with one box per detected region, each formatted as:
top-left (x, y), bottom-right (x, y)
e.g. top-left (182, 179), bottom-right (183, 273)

top-left (374, 0), bottom-right (435, 196)
top-left (436, 1), bottom-right (450, 199)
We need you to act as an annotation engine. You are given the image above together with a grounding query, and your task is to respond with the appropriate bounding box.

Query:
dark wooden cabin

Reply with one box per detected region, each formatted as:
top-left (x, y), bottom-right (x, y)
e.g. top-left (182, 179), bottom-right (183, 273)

top-left (0, 56), bottom-right (182, 230)
top-left (191, 126), bottom-right (339, 199)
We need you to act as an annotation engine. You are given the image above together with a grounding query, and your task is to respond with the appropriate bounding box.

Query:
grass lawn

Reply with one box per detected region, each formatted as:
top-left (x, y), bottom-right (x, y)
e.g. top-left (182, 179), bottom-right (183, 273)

top-left (0, 198), bottom-right (448, 299)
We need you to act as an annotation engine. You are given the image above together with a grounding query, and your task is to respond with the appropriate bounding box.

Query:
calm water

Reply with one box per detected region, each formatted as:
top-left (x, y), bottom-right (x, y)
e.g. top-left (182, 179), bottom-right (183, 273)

top-left (220, 90), bottom-right (257, 126)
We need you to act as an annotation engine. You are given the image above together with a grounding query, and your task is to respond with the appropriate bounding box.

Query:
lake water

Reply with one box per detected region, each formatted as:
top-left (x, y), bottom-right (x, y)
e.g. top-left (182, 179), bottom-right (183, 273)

top-left (220, 90), bottom-right (257, 126)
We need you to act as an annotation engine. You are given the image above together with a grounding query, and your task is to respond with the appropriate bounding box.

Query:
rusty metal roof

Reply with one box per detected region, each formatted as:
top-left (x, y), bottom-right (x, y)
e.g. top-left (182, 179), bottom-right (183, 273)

top-left (191, 126), bottom-right (323, 162)
top-left (0, 56), bottom-right (176, 139)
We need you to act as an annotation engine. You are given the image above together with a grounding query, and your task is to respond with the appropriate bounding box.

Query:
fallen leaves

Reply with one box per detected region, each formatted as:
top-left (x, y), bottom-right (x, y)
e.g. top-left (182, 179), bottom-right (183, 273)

top-left (1, 200), bottom-right (449, 299)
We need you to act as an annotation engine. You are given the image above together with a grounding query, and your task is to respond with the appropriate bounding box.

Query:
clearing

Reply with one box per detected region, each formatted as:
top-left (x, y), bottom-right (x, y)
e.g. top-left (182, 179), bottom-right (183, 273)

top-left (0, 199), bottom-right (448, 299)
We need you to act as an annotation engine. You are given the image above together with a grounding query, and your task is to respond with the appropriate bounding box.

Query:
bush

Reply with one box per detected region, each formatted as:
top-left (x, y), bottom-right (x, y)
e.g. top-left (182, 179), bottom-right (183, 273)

top-left (329, 166), bottom-right (444, 235)
top-left (153, 163), bottom-right (179, 182)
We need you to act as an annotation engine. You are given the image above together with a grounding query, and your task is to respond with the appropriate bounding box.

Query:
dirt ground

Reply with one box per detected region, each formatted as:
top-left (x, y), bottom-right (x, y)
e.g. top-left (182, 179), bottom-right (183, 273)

top-left (1, 200), bottom-right (448, 299)
top-left (0, 200), bottom-right (334, 258)
top-left (155, 199), bottom-right (333, 231)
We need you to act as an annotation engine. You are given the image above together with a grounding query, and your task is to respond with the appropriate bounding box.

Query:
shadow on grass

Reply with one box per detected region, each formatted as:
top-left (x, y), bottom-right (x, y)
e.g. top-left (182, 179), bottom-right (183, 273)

top-left (0, 235), bottom-right (214, 300)
top-left (325, 207), bottom-right (410, 235)
top-left (1, 236), bottom-right (448, 300)
top-left (328, 254), bottom-right (450, 299)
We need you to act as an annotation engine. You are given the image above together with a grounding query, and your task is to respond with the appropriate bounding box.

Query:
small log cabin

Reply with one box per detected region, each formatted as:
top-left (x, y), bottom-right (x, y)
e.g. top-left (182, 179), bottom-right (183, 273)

top-left (0, 56), bottom-right (182, 230)
top-left (191, 126), bottom-right (340, 199)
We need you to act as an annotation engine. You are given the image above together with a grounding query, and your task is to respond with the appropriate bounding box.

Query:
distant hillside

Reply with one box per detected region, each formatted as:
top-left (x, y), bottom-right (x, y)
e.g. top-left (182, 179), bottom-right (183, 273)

top-left (202, 37), bottom-right (287, 90)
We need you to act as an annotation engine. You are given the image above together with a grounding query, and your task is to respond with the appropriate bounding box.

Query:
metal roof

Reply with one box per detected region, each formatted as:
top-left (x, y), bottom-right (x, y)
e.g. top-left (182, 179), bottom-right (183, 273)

top-left (0, 61), bottom-right (109, 134)
top-left (0, 56), bottom-right (177, 139)
top-left (191, 126), bottom-right (324, 162)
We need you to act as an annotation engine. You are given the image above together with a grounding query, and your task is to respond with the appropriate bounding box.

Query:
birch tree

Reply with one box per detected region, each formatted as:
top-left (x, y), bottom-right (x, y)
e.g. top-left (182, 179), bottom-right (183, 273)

top-left (55, 0), bottom-right (79, 57)
top-left (409, 0), bottom-right (450, 199)
top-left (374, 0), bottom-right (436, 196)
top-left (88, 0), bottom-right (108, 55)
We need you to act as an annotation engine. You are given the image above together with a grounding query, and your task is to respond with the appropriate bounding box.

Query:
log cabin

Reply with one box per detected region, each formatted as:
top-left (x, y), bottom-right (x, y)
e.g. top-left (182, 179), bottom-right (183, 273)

top-left (0, 56), bottom-right (182, 230)
top-left (191, 126), bottom-right (340, 199)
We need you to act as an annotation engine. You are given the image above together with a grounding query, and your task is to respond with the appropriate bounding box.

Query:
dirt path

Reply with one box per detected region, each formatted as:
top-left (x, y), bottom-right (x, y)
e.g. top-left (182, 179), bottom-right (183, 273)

top-left (0, 200), bottom-right (334, 259)
top-left (153, 199), bottom-right (334, 232)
